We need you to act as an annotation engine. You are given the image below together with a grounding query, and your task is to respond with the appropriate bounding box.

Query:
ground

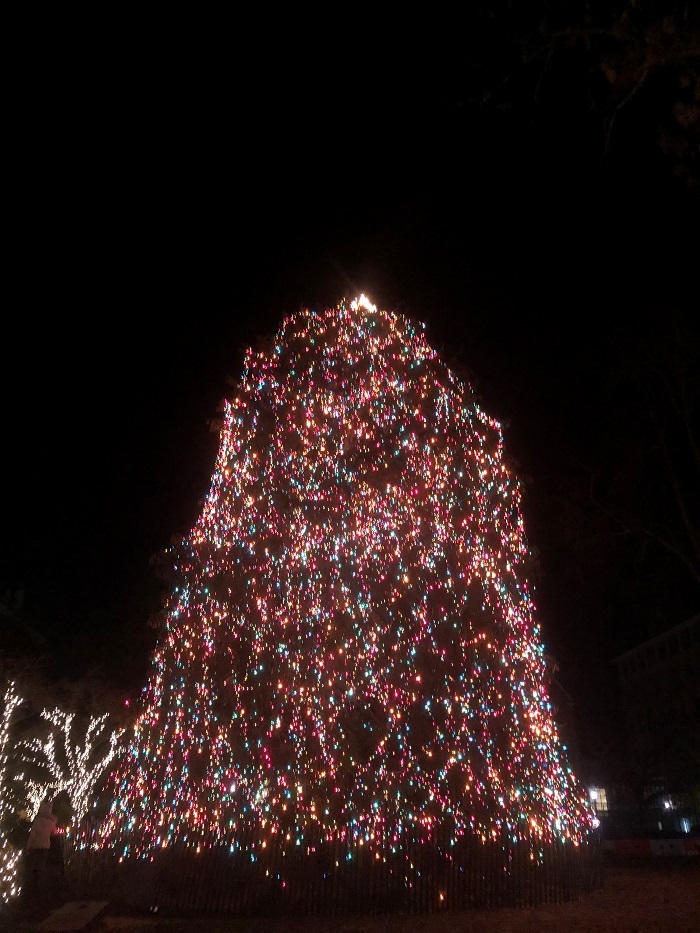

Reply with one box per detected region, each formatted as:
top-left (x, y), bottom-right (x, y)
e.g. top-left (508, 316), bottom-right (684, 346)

top-left (1, 857), bottom-right (698, 932)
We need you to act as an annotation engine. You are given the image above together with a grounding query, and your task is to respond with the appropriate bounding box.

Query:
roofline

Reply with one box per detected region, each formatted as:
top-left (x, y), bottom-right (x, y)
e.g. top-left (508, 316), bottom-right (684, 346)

top-left (611, 612), bottom-right (699, 663)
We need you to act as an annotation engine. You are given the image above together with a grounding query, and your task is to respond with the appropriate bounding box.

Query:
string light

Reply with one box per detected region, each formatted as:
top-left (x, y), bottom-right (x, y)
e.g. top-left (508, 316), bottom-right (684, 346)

top-left (1, 682), bottom-right (23, 902)
top-left (17, 709), bottom-right (122, 822)
top-left (102, 295), bottom-right (597, 856)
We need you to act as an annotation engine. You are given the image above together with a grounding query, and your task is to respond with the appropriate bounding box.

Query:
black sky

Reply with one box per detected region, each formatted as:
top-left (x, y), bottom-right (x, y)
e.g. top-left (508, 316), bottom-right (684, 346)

top-left (3, 58), bottom-right (699, 761)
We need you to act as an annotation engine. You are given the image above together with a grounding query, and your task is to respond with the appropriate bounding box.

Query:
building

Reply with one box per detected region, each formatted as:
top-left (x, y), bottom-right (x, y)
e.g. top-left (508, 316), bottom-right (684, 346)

top-left (612, 613), bottom-right (700, 803)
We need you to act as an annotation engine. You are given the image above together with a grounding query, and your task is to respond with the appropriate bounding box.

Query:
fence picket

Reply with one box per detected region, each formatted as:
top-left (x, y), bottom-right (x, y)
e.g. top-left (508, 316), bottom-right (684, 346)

top-left (63, 820), bottom-right (602, 917)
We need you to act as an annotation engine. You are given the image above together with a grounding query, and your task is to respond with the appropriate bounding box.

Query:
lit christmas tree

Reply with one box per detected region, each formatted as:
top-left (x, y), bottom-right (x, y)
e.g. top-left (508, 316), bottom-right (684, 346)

top-left (103, 295), bottom-right (596, 860)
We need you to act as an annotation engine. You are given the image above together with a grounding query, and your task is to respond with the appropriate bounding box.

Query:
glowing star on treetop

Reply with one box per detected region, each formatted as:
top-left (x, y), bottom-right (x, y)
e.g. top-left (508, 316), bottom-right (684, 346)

top-left (352, 294), bottom-right (377, 314)
top-left (102, 295), bottom-right (598, 853)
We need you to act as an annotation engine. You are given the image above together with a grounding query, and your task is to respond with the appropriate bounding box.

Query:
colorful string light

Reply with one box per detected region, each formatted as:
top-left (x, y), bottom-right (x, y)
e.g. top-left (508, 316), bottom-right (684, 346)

top-left (102, 295), bottom-right (597, 855)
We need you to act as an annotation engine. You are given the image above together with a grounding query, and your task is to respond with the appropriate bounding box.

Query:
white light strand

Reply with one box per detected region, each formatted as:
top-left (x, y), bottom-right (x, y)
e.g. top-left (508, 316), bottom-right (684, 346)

top-left (16, 730), bottom-right (64, 817)
top-left (17, 708), bottom-right (123, 824)
top-left (0, 682), bottom-right (23, 903)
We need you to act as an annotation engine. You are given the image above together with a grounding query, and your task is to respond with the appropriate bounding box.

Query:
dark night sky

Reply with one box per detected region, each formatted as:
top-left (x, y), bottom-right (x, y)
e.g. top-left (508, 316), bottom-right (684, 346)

top-left (3, 59), bottom-right (699, 757)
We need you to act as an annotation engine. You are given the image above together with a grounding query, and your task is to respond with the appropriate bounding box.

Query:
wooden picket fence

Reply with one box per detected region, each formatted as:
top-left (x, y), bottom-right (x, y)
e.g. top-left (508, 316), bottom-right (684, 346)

top-left (63, 822), bottom-right (603, 918)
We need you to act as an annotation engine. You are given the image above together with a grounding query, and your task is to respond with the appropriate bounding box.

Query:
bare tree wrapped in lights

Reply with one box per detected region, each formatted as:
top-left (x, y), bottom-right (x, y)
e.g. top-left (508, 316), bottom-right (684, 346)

top-left (0, 682), bottom-right (23, 903)
top-left (16, 708), bottom-right (122, 823)
top-left (99, 296), bottom-right (597, 906)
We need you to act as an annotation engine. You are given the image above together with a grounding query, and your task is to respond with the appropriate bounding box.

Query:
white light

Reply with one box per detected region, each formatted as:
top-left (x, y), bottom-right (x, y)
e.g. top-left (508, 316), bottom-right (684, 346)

top-left (589, 788), bottom-right (598, 801)
top-left (1, 682), bottom-right (24, 903)
top-left (15, 707), bottom-right (123, 823)
top-left (351, 294), bottom-right (377, 314)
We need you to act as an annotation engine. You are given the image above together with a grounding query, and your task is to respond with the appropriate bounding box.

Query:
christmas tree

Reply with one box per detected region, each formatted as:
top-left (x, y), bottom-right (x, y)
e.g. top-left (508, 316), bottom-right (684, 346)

top-left (103, 295), bottom-right (596, 857)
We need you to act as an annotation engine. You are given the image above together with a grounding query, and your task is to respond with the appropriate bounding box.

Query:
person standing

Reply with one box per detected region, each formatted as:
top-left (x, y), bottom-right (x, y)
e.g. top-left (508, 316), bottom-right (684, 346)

top-left (23, 798), bottom-right (57, 896)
